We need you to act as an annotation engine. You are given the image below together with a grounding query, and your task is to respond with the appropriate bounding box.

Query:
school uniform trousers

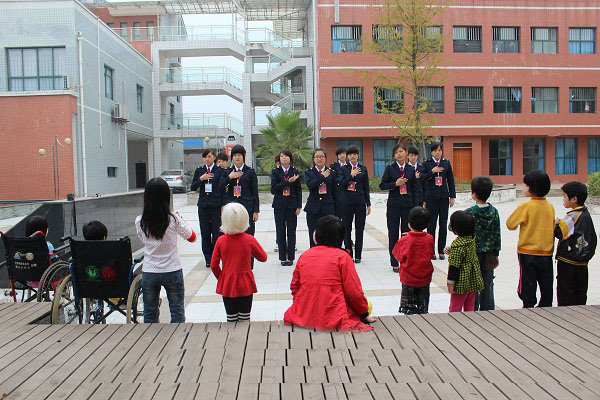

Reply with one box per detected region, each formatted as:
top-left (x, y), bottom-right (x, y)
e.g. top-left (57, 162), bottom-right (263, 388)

top-left (271, 166), bottom-right (302, 261)
top-left (422, 158), bottom-right (456, 254)
top-left (223, 164), bottom-right (260, 236)
top-left (330, 161), bottom-right (347, 221)
top-left (304, 167), bottom-right (336, 247)
top-left (379, 163), bottom-right (421, 267)
top-left (338, 163), bottom-right (371, 260)
top-left (191, 164), bottom-right (225, 267)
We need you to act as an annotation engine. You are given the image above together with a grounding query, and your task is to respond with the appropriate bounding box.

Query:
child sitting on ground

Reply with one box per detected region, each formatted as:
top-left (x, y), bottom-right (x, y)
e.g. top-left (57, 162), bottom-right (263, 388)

top-left (392, 207), bottom-right (434, 314)
top-left (466, 177), bottom-right (501, 311)
top-left (554, 181), bottom-right (597, 306)
top-left (446, 210), bottom-right (484, 312)
top-left (506, 170), bottom-right (555, 308)
top-left (210, 202), bottom-right (267, 322)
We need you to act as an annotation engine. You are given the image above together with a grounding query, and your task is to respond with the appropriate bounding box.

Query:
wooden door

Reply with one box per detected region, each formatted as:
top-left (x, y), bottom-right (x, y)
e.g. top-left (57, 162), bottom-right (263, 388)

top-left (453, 147), bottom-right (472, 182)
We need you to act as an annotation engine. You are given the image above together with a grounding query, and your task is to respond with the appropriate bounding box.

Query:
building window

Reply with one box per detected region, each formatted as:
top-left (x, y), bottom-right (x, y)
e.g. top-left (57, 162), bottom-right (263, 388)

top-left (569, 28), bottom-right (595, 54)
top-left (373, 139), bottom-right (397, 177)
top-left (133, 22), bottom-right (142, 40)
top-left (169, 103), bottom-right (175, 127)
top-left (531, 27), bottom-right (557, 54)
top-left (493, 27), bottom-right (520, 53)
top-left (147, 21), bottom-right (155, 41)
top-left (417, 25), bottom-right (443, 53)
top-left (136, 84), bottom-right (143, 113)
top-left (176, 96), bottom-right (181, 103)
top-left (337, 140), bottom-right (363, 164)
top-left (588, 138), bottom-right (600, 173)
top-left (532, 87), bottom-right (558, 114)
top-left (107, 167), bottom-right (117, 178)
top-left (331, 25), bottom-right (362, 53)
top-left (107, 23), bottom-right (114, 29)
top-left (417, 86), bottom-right (444, 113)
top-left (455, 87), bottom-right (483, 113)
top-left (489, 139), bottom-right (512, 176)
top-left (523, 138), bottom-right (545, 174)
top-left (374, 87), bottom-right (404, 114)
top-left (372, 25), bottom-right (402, 51)
top-left (104, 65), bottom-right (113, 100)
top-left (453, 26), bottom-right (481, 52)
top-left (556, 138), bottom-right (577, 175)
top-left (333, 87), bottom-right (363, 114)
top-left (570, 87), bottom-right (596, 113)
top-left (119, 22), bottom-right (128, 40)
top-left (7, 47), bottom-right (66, 91)
top-left (494, 87), bottom-right (521, 113)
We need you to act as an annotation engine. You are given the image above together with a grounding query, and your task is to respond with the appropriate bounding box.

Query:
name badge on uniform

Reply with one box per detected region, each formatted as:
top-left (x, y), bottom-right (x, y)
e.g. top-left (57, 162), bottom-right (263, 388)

top-left (205, 182), bottom-right (212, 193)
top-left (347, 182), bottom-right (357, 192)
top-left (399, 184), bottom-right (407, 194)
top-left (233, 185), bottom-right (242, 197)
top-left (283, 186), bottom-right (291, 196)
top-left (435, 176), bottom-right (443, 186)
top-left (318, 183), bottom-right (327, 194)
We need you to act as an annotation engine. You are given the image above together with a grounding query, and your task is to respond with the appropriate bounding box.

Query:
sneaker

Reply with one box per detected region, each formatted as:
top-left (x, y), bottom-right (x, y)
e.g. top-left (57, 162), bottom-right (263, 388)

top-left (280, 261), bottom-right (287, 266)
top-left (354, 259), bottom-right (361, 264)
top-left (274, 247), bottom-right (278, 252)
top-left (438, 254), bottom-right (445, 260)
top-left (431, 255), bottom-right (437, 260)
top-left (392, 266), bottom-right (399, 273)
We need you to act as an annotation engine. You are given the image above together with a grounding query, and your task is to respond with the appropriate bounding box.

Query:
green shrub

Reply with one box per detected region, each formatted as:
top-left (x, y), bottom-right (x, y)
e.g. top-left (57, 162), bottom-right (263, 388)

top-left (369, 177), bottom-right (383, 193)
top-left (588, 172), bottom-right (600, 196)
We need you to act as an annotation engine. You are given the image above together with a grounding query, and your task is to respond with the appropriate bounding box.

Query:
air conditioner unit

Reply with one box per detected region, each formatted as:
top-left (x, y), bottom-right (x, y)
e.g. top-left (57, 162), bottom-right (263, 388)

top-left (62, 76), bottom-right (74, 90)
top-left (113, 104), bottom-right (129, 123)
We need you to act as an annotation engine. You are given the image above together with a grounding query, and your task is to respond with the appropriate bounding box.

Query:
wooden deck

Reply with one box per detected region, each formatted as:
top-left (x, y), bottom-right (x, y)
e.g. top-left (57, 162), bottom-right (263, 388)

top-left (1, 303), bottom-right (600, 399)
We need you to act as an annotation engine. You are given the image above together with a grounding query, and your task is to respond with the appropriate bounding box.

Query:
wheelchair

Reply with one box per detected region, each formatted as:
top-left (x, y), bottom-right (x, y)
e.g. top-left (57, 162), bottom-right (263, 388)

top-left (0, 231), bottom-right (71, 303)
top-left (50, 236), bottom-right (144, 324)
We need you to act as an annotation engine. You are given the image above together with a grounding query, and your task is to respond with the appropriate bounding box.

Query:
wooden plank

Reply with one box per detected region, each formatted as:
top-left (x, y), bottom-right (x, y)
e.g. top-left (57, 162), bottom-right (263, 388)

top-left (283, 366), bottom-right (305, 383)
top-left (472, 382), bottom-right (510, 399)
top-left (349, 349), bottom-right (378, 366)
top-left (515, 383), bottom-right (559, 400)
top-left (177, 365), bottom-right (202, 383)
top-left (392, 349), bottom-right (422, 367)
top-left (0, 303), bottom-right (50, 334)
top-left (305, 366), bottom-right (327, 383)
top-left (449, 382), bottom-right (485, 400)
top-left (388, 366), bottom-right (420, 384)
top-left (366, 383), bottom-right (394, 400)
top-left (386, 383), bottom-right (417, 400)
top-left (236, 384), bottom-right (259, 400)
top-left (302, 383), bottom-right (325, 400)
top-left (307, 350), bottom-right (330, 366)
top-left (370, 366), bottom-right (396, 384)
top-left (194, 382), bottom-right (219, 399)
top-left (0, 324), bottom-right (52, 359)
top-left (261, 366), bottom-right (283, 383)
top-left (408, 383), bottom-right (440, 400)
top-left (240, 365), bottom-right (262, 384)
top-left (258, 383), bottom-right (279, 400)
top-left (372, 349), bottom-right (400, 367)
top-left (560, 382), bottom-right (600, 400)
top-left (246, 332), bottom-right (268, 350)
top-left (89, 382), bottom-right (121, 400)
top-left (159, 366), bottom-right (183, 383)
top-left (200, 348), bottom-right (225, 366)
top-left (109, 382), bottom-right (141, 400)
top-left (352, 331), bottom-right (382, 349)
top-left (328, 349), bottom-right (353, 366)
top-left (536, 308), bottom-right (600, 345)
top-left (243, 349), bottom-right (266, 367)
top-left (198, 365), bottom-right (222, 383)
top-left (154, 323), bottom-right (194, 364)
top-left (343, 383), bottom-right (374, 399)
top-left (152, 383), bottom-right (178, 400)
top-left (492, 381), bottom-right (535, 400)
top-left (429, 382), bottom-right (466, 400)
top-left (372, 325), bottom-right (401, 349)
top-left (129, 383), bottom-right (159, 399)
top-left (289, 331), bottom-right (311, 349)
top-left (267, 332), bottom-right (289, 349)
top-left (346, 366), bottom-right (376, 384)
top-left (286, 349), bottom-right (308, 366)
top-left (322, 383), bottom-right (348, 400)
top-left (331, 332), bottom-right (357, 349)
top-left (280, 383), bottom-right (303, 399)
top-left (215, 380), bottom-right (239, 400)
top-left (325, 367), bottom-right (351, 383)
top-left (66, 382), bottom-right (101, 400)
top-left (311, 331), bottom-right (334, 349)
top-left (173, 382), bottom-right (200, 400)
top-left (264, 349), bottom-right (286, 366)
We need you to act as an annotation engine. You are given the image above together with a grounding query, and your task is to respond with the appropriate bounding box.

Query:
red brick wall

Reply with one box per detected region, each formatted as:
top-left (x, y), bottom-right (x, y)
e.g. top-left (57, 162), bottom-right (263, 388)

top-left (0, 95), bottom-right (77, 200)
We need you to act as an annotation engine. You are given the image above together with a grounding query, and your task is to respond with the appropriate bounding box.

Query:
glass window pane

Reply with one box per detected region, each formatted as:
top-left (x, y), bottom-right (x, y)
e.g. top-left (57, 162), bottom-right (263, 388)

top-left (22, 49), bottom-right (37, 77)
top-left (24, 78), bottom-right (38, 90)
top-left (8, 49), bottom-right (23, 78)
top-left (38, 48), bottom-right (53, 76)
top-left (53, 48), bottom-right (66, 76)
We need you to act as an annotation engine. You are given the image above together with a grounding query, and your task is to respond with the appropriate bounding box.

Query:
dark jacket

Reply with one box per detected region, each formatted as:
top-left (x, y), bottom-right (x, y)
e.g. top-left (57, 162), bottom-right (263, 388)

top-left (223, 164), bottom-right (260, 214)
top-left (409, 162), bottom-right (426, 202)
top-left (330, 161), bottom-right (348, 205)
top-left (271, 166), bottom-right (302, 210)
top-left (191, 164), bottom-right (226, 209)
top-left (338, 163), bottom-right (371, 207)
top-left (422, 158), bottom-right (456, 200)
top-left (466, 204), bottom-right (501, 256)
top-left (304, 166), bottom-right (336, 215)
top-left (555, 206), bottom-right (597, 266)
top-left (379, 162), bottom-right (421, 208)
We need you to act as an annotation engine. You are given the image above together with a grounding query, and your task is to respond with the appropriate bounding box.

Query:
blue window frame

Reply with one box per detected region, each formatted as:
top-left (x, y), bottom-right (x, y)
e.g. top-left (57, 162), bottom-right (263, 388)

top-left (556, 138), bottom-right (577, 175)
top-left (588, 138), bottom-right (600, 173)
top-left (373, 139), bottom-right (397, 177)
top-left (523, 138), bottom-right (545, 174)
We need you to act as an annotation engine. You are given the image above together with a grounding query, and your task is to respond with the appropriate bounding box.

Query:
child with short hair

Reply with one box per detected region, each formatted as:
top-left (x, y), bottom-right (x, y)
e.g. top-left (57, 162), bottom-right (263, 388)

top-left (210, 203), bottom-right (267, 322)
top-left (554, 181), bottom-right (597, 306)
top-left (446, 210), bottom-right (484, 312)
top-left (392, 207), bottom-right (434, 314)
top-left (216, 152), bottom-right (229, 169)
top-left (506, 170), bottom-right (555, 308)
top-left (136, 178), bottom-right (197, 323)
top-left (466, 177), bottom-right (501, 311)
top-left (82, 220), bottom-right (108, 241)
top-left (25, 215), bottom-right (54, 253)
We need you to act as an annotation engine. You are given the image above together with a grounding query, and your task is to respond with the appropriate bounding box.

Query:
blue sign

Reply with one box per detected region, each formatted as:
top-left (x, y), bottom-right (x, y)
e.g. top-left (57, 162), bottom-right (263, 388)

top-left (184, 139), bottom-right (204, 149)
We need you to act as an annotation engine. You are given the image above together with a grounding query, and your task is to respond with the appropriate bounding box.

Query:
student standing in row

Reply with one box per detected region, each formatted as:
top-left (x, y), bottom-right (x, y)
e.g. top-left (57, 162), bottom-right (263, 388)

top-left (339, 145), bottom-right (371, 263)
top-left (407, 146), bottom-right (425, 203)
top-left (380, 143), bottom-right (421, 272)
top-left (271, 150), bottom-right (302, 266)
top-left (191, 149), bottom-right (225, 268)
top-left (216, 152), bottom-right (229, 169)
top-left (422, 142), bottom-right (456, 260)
top-left (304, 148), bottom-right (336, 247)
top-left (330, 146), bottom-right (347, 221)
top-left (224, 145), bottom-right (260, 236)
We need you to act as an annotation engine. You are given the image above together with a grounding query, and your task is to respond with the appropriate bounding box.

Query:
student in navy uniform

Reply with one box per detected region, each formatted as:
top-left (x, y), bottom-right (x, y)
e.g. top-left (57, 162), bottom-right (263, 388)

top-left (271, 150), bottom-right (302, 266)
top-left (408, 146), bottom-right (426, 205)
top-left (379, 143), bottom-right (422, 272)
top-left (216, 152), bottom-right (229, 169)
top-left (223, 145), bottom-right (260, 236)
top-left (304, 148), bottom-right (336, 247)
top-left (191, 149), bottom-right (226, 268)
top-left (422, 142), bottom-right (456, 260)
top-left (338, 145), bottom-right (371, 263)
top-left (329, 146), bottom-right (348, 221)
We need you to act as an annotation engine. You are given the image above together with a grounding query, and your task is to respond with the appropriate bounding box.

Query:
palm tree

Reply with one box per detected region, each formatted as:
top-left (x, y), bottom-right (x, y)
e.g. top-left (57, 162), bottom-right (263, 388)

top-left (256, 111), bottom-right (314, 173)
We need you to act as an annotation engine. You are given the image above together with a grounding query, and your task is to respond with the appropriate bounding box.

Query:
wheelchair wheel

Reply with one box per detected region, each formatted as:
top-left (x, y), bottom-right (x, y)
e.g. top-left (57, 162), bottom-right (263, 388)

top-left (126, 274), bottom-right (142, 323)
top-left (37, 261), bottom-right (70, 302)
top-left (51, 275), bottom-right (83, 324)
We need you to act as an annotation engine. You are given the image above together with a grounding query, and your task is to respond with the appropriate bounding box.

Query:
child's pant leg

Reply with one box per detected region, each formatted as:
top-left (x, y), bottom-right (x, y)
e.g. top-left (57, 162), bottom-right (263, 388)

top-left (163, 270), bottom-right (186, 323)
top-left (223, 297), bottom-right (239, 322)
top-left (463, 292), bottom-right (476, 312)
top-left (237, 295), bottom-right (253, 321)
top-left (536, 256), bottom-right (554, 307)
top-left (476, 252), bottom-right (495, 311)
top-left (449, 293), bottom-right (468, 312)
top-left (142, 272), bottom-right (161, 323)
top-left (517, 254), bottom-right (538, 308)
top-left (223, 295), bottom-right (253, 322)
top-left (557, 261), bottom-right (588, 306)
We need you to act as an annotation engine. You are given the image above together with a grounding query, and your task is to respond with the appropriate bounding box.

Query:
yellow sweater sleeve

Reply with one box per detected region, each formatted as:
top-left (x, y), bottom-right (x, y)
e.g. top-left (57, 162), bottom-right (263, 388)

top-left (506, 202), bottom-right (526, 230)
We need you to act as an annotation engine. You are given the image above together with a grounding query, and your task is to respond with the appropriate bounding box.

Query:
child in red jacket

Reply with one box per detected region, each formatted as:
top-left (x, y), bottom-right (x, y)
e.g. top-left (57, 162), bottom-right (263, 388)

top-left (211, 203), bottom-right (267, 322)
top-left (392, 207), bottom-right (435, 314)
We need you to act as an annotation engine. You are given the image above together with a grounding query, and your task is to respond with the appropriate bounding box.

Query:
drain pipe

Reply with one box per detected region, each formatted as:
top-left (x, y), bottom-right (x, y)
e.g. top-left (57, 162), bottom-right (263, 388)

top-left (77, 31), bottom-right (88, 196)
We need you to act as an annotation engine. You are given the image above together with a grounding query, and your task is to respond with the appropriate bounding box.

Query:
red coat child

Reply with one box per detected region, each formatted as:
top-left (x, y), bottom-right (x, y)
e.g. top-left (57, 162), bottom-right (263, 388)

top-left (210, 233), bottom-right (267, 297)
top-left (283, 246), bottom-right (372, 331)
top-left (392, 232), bottom-right (434, 287)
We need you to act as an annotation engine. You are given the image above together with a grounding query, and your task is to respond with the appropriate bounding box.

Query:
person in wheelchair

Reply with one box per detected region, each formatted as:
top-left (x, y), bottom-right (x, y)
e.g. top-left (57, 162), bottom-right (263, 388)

top-left (24, 216), bottom-right (54, 288)
top-left (136, 178), bottom-right (197, 323)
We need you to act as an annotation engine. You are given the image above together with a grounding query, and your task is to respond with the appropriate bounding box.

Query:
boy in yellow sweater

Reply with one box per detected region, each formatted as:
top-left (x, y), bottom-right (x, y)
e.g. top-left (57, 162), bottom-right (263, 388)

top-left (506, 170), bottom-right (555, 308)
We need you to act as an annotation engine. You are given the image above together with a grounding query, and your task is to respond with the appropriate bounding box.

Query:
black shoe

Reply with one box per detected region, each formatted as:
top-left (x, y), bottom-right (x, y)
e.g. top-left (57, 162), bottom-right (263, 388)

top-left (286, 260), bottom-right (294, 266)
top-left (431, 255), bottom-right (437, 260)
top-left (280, 261), bottom-right (287, 266)
top-left (438, 254), bottom-right (445, 260)
top-left (392, 266), bottom-right (399, 273)
top-left (354, 259), bottom-right (361, 264)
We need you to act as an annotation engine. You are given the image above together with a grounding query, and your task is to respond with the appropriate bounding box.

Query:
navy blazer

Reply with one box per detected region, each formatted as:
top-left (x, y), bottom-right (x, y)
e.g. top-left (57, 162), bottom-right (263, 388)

top-left (329, 161), bottom-right (348, 205)
top-left (421, 158), bottom-right (456, 200)
top-left (338, 163), bottom-right (371, 207)
top-left (304, 166), bottom-right (336, 215)
top-left (191, 164), bottom-right (226, 209)
top-left (223, 164), bottom-right (260, 214)
top-left (379, 162), bottom-right (422, 208)
top-left (271, 166), bottom-right (302, 210)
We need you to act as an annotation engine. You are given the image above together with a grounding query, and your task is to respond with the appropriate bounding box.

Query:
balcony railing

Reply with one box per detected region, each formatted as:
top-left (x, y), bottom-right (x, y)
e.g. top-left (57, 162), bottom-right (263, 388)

top-left (254, 93), bottom-right (306, 126)
top-left (159, 67), bottom-right (242, 90)
top-left (160, 113), bottom-right (243, 136)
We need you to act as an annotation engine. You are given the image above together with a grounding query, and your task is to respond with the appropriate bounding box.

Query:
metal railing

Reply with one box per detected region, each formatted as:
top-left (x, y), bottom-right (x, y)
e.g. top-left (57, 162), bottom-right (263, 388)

top-left (160, 113), bottom-right (243, 136)
top-left (253, 93), bottom-right (306, 126)
top-left (159, 67), bottom-right (242, 90)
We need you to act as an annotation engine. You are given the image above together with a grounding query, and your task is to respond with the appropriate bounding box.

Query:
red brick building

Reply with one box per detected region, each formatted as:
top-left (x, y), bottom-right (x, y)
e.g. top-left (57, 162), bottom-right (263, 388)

top-left (316, 0), bottom-right (600, 184)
